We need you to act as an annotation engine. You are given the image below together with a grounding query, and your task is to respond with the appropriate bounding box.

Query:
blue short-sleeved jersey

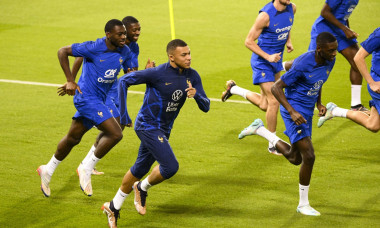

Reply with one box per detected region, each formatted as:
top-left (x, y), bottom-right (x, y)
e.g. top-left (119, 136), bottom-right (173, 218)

top-left (118, 62), bottom-right (210, 134)
top-left (280, 51), bottom-right (336, 116)
top-left (361, 27), bottom-right (380, 108)
top-left (71, 37), bottom-right (132, 102)
top-left (107, 41), bottom-right (140, 109)
top-left (251, 3), bottom-right (294, 66)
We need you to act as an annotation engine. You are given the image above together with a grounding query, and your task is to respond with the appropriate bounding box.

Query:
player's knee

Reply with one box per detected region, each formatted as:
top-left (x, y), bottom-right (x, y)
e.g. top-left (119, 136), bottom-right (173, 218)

top-left (302, 149), bottom-right (315, 166)
top-left (111, 130), bottom-right (123, 143)
top-left (367, 124), bottom-right (380, 133)
top-left (130, 166), bottom-right (150, 179)
top-left (66, 135), bottom-right (82, 146)
top-left (160, 160), bottom-right (179, 179)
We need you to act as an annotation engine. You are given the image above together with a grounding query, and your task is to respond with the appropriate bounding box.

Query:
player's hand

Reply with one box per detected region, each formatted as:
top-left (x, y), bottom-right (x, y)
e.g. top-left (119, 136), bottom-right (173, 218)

top-left (145, 58), bottom-right (156, 69)
top-left (369, 81), bottom-right (380, 94)
top-left (57, 83), bottom-right (67, 96)
top-left (343, 27), bottom-right (358, 39)
top-left (125, 122), bottom-right (133, 128)
top-left (317, 103), bottom-right (327, 117)
top-left (266, 52), bottom-right (282, 63)
top-left (286, 43), bottom-right (294, 53)
top-left (185, 81), bottom-right (196, 98)
top-left (66, 81), bottom-right (82, 96)
top-left (290, 110), bottom-right (307, 125)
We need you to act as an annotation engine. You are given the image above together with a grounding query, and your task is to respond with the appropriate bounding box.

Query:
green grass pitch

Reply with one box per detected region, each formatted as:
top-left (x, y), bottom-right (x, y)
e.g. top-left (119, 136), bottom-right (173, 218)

top-left (0, 0), bottom-right (379, 227)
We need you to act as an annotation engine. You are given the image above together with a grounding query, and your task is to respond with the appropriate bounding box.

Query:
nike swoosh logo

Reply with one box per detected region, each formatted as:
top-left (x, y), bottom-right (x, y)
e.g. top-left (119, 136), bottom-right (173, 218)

top-left (274, 23), bottom-right (279, 26)
top-left (165, 82), bottom-right (172, 85)
top-left (309, 75), bottom-right (314, 77)
top-left (100, 59), bottom-right (105, 62)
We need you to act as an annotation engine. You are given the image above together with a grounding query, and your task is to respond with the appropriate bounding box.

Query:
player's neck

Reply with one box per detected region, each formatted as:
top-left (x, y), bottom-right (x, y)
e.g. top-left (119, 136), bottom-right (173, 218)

top-left (169, 61), bottom-right (184, 74)
top-left (315, 52), bottom-right (326, 65)
top-left (105, 39), bottom-right (118, 51)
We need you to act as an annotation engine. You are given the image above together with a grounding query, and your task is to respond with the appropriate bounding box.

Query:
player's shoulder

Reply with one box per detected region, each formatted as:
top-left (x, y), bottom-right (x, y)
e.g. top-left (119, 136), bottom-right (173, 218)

top-left (128, 42), bottom-right (139, 53)
top-left (293, 51), bottom-right (315, 71)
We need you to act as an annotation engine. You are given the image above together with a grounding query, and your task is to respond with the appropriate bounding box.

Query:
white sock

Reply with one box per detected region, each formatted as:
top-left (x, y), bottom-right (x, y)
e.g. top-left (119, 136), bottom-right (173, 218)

top-left (46, 155), bottom-right (61, 176)
top-left (112, 188), bottom-right (128, 210)
top-left (282, 61), bottom-right (287, 72)
top-left (351, 85), bottom-right (362, 107)
top-left (298, 184), bottom-right (310, 207)
top-left (83, 153), bottom-right (100, 172)
top-left (268, 132), bottom-right (276, 148)
top-left (332, 107), bottom-right (348, 118)
top-left (82, 145), bottom-right (96, 165)
top-left (140, 177), bottom-right (152, 192)
top-left (230, 85), bottom-right (250, 99)
top-left (256, 127), bottom-right (281, 146)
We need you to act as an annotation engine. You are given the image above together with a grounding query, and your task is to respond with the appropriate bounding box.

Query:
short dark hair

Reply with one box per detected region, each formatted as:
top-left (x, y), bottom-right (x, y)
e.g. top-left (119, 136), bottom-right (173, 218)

top-left (166, 39), bottom-right (188, 54)
top-left (316, 32), bottom-right (337, 47)
top-left (104, 19), bottom-right (124, 33)
top-left (122, 16), bottom-right (139, 27)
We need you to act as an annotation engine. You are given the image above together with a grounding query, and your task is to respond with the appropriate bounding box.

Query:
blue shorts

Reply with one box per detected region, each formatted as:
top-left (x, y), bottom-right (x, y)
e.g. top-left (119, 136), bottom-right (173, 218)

top-left (281, 110), bottom-right (313, 144)
top-left (105, 95), bottom-right (120, 118)
top-left (309, 23), bottom-right (357, 52)
top-left (130, 129), bottom-right (179, 179)
top-left (73, 95), bottom-right (114, 130)
top-left (251, 54), bottom-right (282, 85)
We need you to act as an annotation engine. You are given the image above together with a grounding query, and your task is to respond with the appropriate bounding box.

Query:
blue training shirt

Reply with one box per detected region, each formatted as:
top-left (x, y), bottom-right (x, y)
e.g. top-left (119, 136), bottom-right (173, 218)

top-left (361, 27), bottom-right (380, 78)
top-left (313, 0), bottom-right (359, 33)
top-left (118, 62), bottom-right (210, 134)
top-left (255, 3), bottom-right (294, 56)
top-left (108, 41), bottom-right (139, 104)
top-left (280, 51), bottom-right (336, 116)
top-left (71, 37), bottom-right (132, 102)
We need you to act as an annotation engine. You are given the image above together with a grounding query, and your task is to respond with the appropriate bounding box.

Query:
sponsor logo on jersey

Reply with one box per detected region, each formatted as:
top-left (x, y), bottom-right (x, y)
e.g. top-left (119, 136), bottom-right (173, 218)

top-left (104, 69), bottom-right (117, 78)
top-left (97, 78), bottom-right (116, 83)
top-left (274, 23), bottom-right (279, 27)
top-left (278, 32), bottom-right (289, 41)
top-left (172, 90), bottom-right (183, 101)
top-left (166, 102), bottom-right (180, 112)
top-left (307, 80), bottom-right (324, 96)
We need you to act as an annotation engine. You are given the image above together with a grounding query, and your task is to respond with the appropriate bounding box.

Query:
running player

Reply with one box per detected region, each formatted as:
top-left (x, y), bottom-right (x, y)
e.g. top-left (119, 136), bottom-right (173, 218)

top-left (101, 39), bottom-right (210, 227)
top-left (221, 0), bottom-right (296, 154)
top-left (37, 19), bottom-right (132, 197)
top-left (239, 32), bottom-right (338, 216)
top-left (318, 27), bottom-right (380, 132)
top-left (69, 16), bottom-right (155, 176)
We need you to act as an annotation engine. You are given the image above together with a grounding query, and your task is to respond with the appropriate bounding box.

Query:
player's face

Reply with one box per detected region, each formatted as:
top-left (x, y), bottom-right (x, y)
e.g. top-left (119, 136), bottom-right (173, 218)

top-left (107, 25), bottom-right (127, 48)
top-left (126, 22), bottom-right (141, 43)
top-left (169, 46), bottom-right (191, 69)
top-left (318, 41), bottom-right (338, 62)
top-left (278, 0), bottom-right (291, 6)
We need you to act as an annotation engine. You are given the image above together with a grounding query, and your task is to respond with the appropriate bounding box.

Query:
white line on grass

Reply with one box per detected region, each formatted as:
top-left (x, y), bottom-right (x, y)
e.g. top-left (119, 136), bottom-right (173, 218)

top-left (0, 79), bottom-right (250, 104)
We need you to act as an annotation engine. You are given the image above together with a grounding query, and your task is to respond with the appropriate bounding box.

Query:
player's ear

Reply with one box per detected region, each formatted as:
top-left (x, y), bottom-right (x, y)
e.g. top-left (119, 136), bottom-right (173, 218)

top-left (168, 54), bottom-right (175, 62)
top-left (106, 32), bottom-right (111, 40)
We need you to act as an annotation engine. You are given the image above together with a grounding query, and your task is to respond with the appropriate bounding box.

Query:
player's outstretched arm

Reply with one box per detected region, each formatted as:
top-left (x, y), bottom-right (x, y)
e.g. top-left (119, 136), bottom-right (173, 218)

top-left (320, 3), bottom-right (358, 39)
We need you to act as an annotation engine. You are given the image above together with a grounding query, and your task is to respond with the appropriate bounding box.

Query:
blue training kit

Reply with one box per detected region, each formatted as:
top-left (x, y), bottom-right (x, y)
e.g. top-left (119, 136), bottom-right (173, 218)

top-left (71, 37), bottom-right (132, 129)
top-left (118, 62), bottom-right (210, 179)
top-left (280, 51), bottom-right (335, 143)
top-left (309, 0), bottom-right (359, 52)
top-left (251, 2), bottom-right (294, 85)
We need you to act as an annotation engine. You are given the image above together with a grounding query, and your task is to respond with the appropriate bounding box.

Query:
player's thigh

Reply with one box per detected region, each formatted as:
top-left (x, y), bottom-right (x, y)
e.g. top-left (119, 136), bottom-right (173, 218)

top-left (340, 43), bottom-right (359, 63)
top-left (293, 137), bottom-right (315, 159)
top-left (136, 130), bottom-right (177, 166)
top-left (97, 117), bottom-right (122, 136)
